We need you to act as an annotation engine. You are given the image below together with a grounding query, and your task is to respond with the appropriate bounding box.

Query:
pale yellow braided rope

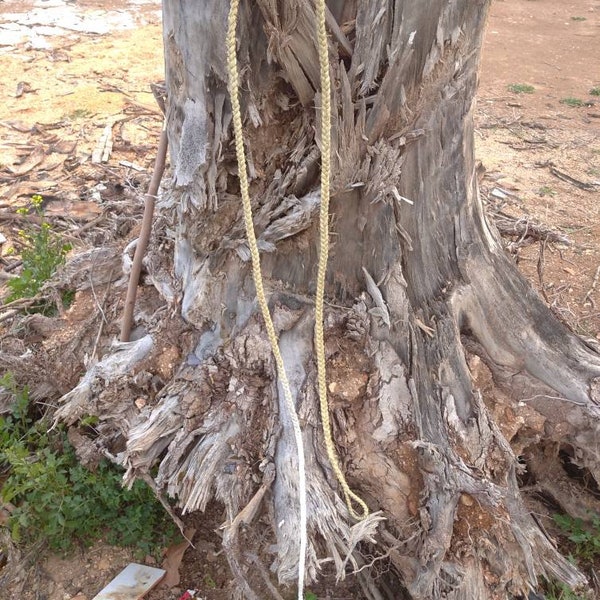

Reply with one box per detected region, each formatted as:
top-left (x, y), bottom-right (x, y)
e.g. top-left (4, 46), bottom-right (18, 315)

top-left (226, 0), bottom-right (370, 593)
top-left (314, 0), bottom-right (369, 521)
top-left (226, 2), bottom-right (307, 598)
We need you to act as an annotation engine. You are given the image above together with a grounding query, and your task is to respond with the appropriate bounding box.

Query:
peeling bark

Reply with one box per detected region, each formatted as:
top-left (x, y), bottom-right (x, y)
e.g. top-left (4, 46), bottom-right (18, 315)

top-left (53, 1), bottom-right (600, 598)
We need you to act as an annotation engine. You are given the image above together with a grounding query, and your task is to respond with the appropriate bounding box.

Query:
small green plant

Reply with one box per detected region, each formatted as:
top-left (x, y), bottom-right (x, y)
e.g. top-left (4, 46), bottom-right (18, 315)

top-left (538, 186), bottom-right (556, 197)
top-left (543, 579), bottom-right (586, 600)
top-left (571, 16), bottom-right (587, 22)
top-left (553, 512), bottom-right (600, 561)
top-left (304, 592), bottom-right (318, 600)
top-left (0, 373), bottom-right (177, 556)
top-left (590, 87), bottom-right (600, 97)
top-left (6, 195), bottom-right (71, 304)
top-left (66, 108), bottom-right (93, 120)
top-left (560, 97), bottom-right (584, 108)
top-left (508, 83), bottom-right (535, 94)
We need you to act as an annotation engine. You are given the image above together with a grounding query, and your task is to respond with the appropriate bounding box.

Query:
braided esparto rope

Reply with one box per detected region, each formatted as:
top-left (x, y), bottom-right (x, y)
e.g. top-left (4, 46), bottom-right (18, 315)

top-left (226, 0), bottom-right (370, 594)
top-left (226, 1), bottom-right (308, 598)
top-left (314, 0), bottom-right (369, 521)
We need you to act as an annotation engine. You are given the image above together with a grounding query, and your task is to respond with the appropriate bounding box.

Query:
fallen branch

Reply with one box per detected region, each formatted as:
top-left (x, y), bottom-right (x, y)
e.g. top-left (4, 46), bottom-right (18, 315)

top-left (492, 211), bottom-right (571, 250)
top-left (549, 165), bottom-right (598, 191)
top-left (583, 265), bottom-right (600, 308)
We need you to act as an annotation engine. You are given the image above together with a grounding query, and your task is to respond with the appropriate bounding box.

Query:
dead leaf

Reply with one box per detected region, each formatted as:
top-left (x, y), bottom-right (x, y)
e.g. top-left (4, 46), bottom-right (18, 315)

top-left (45, 200), bottom-right (103, 221)
top-left (0, 120), bottom-right (33, 133)
top-left (160, 528), bottom-right (196, 588)
top-left (15, 81), bottom-right (34, 98)
top-left (51, 139), bottom-right (78, 154)
top-left (4, 180), bottom-right (59, 203)
top-left (7, 146), bottom-right (45, 176)
top-left (42, 153), bottom-right (67, 171)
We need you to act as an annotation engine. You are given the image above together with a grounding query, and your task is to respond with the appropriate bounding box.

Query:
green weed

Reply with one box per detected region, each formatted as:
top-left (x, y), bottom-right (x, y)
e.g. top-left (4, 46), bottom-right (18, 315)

top-left (508, 83), bottom-right (535, 94)
top-left (6, 195), bottom-right (71, 305)
top-left (0, 373), bottom-right (177, 556)
top-left (589, 87), bottom-right (600, 97)
top-left (553, 512), bottom-right (600, 561)
top-left (304, 593), bottom-right (318, 600)
top-left (543, 579), bottom-right (586, 600)
top-left (560, 97), bottom-right (584, 108)
top-left (571, 16), bottom-right (587, 22)
top-left (538, 186), bottom-right (556, 197)
top-left (66, 108), bottom-right (93, 120)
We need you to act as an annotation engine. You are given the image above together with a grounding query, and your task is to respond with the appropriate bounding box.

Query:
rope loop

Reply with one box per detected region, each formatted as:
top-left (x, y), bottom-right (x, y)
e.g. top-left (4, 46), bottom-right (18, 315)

top-left (314, 0), bottom-right (369, 522)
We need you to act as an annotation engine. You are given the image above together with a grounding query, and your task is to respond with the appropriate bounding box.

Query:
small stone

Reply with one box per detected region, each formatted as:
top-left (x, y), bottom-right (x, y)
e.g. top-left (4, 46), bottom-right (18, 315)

top-left (460, 494), bottom-right (474, 506)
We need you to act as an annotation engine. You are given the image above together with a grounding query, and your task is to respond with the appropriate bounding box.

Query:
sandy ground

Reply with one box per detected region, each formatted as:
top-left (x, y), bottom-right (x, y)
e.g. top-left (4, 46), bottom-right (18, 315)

top-left (0, 0), bottom-right (599, 599)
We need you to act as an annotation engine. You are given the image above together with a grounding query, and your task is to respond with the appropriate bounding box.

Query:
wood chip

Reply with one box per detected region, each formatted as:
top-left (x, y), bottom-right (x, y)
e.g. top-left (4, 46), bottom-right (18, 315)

top-left (92, 124), bottom-right (113, 164)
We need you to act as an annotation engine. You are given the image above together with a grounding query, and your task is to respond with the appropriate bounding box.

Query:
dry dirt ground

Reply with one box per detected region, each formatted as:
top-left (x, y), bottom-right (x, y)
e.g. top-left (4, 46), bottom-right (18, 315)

top-left (0, 1), bottom-right (599, 599)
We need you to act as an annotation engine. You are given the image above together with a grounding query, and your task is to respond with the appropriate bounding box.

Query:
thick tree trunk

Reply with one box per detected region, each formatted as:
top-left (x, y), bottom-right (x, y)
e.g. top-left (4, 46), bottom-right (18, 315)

top-left (55, 1), bottom-right (600, 598)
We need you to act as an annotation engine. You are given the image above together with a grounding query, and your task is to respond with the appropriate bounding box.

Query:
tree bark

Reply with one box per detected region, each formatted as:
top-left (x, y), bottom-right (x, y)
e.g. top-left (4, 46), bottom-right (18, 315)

top-left (54, 1), bottom-right (600, 598)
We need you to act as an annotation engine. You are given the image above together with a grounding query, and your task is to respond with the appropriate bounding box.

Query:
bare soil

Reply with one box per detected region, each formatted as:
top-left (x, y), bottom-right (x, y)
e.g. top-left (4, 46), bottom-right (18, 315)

top-left (0, 0), bottom-right (598, 599)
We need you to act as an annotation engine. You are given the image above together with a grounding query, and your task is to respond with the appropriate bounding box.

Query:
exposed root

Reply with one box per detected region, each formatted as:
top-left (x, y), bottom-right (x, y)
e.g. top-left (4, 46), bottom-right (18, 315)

top-left (527, 447), bottom-right (600, 522)
top-left (53, 334), bottom-right (154, 426)
top-left (222, 465), bottom-right (276, 600)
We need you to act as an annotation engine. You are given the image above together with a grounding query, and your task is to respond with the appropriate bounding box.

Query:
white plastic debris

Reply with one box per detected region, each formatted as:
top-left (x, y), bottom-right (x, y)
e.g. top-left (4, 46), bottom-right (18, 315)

top-left (92, 563), bottom-right (165, 600)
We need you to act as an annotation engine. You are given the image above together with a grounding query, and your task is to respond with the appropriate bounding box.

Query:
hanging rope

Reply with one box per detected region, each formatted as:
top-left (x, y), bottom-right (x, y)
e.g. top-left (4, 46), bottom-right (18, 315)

top-left (226, 0), bottom-right (370, 595)
top-left (314, 0), bottom-right (369, 522)
top-left (226, 2), bottom-right (308, 599)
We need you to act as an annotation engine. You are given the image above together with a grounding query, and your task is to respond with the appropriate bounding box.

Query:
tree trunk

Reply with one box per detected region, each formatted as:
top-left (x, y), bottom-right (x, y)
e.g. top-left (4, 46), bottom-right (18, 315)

top-left (55, 1), bottom-right (600, 598)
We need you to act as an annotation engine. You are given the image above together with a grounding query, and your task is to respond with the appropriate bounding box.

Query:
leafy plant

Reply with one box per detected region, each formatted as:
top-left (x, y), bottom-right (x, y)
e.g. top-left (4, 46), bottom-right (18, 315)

top-left (0, 373), bottom-right (177, 556)
top-left (543, 579), bottom-right (586, 600)
top-left (304, 592), bottom-right (318, 600)
top-left (508, 83), bottom-right (535, 94)
top-left (553, 512), bottom-right (600, 561)
top-left (560, 97), bottom-right (584, 108)
top-left (6, 195), bottom-right (71, 304)
top-left (589, 87), bottom-right (600, 97)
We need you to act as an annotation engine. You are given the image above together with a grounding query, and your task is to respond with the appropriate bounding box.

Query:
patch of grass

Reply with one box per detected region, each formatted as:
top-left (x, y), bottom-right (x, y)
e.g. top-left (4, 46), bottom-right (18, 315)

top-left (553, 512), bottom-right (600, 561)
top-left (560, 97), bottom-right (584, 108)
top-left (508, 83), bottom-right (535, 94)
top-left (589, 87), bottom-right (600, 97)
top-left (304, 593), bottom-right (318, 600)
top-left (0, 373), bottom-right (177, 557)
top-left (538, 186), bottom-right (556, 197)
top-left (571, 16), bottom-right (587, 22)
top-left (66, 108), bottom-right (93, 120)
top-left (6, 195), bottom-right (71, 306)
